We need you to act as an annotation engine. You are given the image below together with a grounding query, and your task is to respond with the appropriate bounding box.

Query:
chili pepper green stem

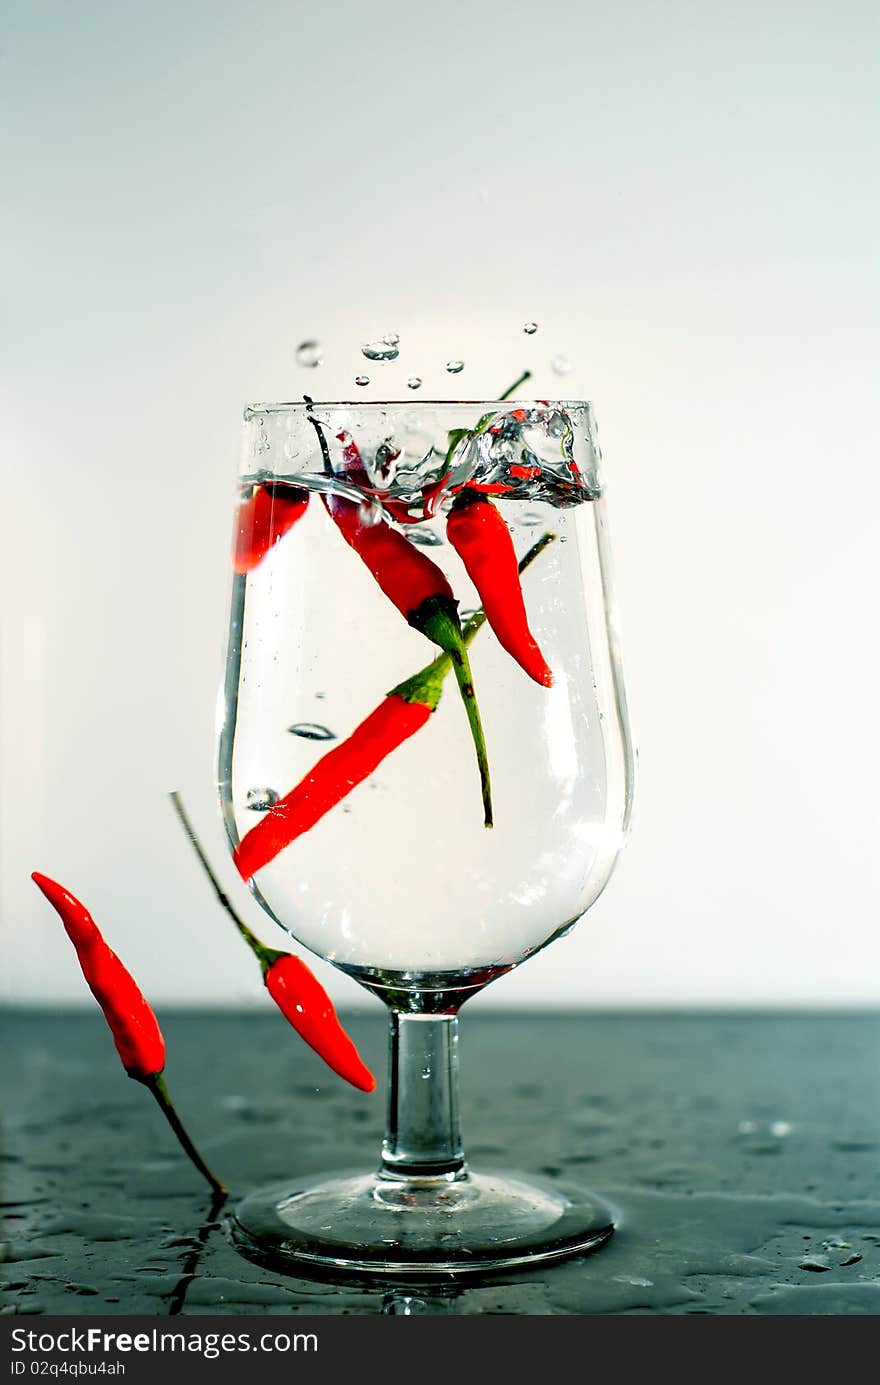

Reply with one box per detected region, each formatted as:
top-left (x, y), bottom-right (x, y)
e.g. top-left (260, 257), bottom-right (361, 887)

top-left (145, 1073), bottom-right (228, 1197)
top-left (498, 369), bottom-right (532, 402)
top-left (418, 601), bottom-right (493, 828)
top-left (169, 792), bottom-right (283, 973)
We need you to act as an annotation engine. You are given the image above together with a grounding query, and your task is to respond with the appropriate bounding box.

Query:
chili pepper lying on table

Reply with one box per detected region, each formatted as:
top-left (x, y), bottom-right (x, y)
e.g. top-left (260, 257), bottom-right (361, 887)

top-left (233, 532), bottom-right (557, 881)
top-left (311, 413), bottom-right (493, 827)
top-left (30, 872), bottom-right (227, 1197)
top-left (447, 489), bottom-right (554, 688)
top-left (233, 481), bottom-right (309, 574)
top-left (170, 794), bottom-right (375, 1093)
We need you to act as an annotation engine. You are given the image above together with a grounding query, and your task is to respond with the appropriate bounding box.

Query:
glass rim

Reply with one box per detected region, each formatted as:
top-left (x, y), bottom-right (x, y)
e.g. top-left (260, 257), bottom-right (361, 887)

top-left (244, 398), bottom-right (592, 419)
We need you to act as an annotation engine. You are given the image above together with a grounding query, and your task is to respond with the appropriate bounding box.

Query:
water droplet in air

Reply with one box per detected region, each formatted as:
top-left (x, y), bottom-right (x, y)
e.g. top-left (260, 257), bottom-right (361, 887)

top-left (523, 321), bottom-right (538, 334)
top-left (361, 338), bottom-right (400, 362)
top-left (407, 376), bottom-right (422, 390)
top-left (445, 360), bottom-right (464, 374)
top-left (295, 340), bottom-right (323, 368)
top-left (246, 788), bottom-right (279, 811)
top-left (354, 375), bottom-right (370, 387)
top-left (770, 1120), bottom-right (793, 1138)
top-left (551, 354), bottom-right (572, 376)
top-left (405, 528), bottom-right (442, 547)
top-left (288, 723), bottom-right (336, 741)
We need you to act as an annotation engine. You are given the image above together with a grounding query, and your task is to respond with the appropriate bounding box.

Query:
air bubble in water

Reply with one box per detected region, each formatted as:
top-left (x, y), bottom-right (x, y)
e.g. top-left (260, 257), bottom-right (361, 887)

top-left (362, 338), bottom-right (400, 362)
top-left (407, 376), bottom-right (422, 390)
top-left (551, 354), bottom-right (572, 376)
top-left (519, 511), bottom-right (541, 527)
top-left (288, 723), bottom-right (337, 741)
top-left (405, 528), bottom-right (442, 547)
top-left (354, 375), bottom-right (370, 387)
top-left (445, 360), bottom-right (464, 374)
top-left (295, 340), bottom-right (323, 368)
top-left (246, 788), bottom-right (279, 811)
top-left (523, 321), bottom-right (538, 335)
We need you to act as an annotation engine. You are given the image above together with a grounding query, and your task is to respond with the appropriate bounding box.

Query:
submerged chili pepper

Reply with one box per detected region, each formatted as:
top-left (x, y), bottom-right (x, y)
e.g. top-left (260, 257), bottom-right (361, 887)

top-left (170, 794), bottom-right (375, 1093)
top-left (232, 533), bottom-right (558, 880)
top-left (317, 424), bottom-right (492, 826)
top-left (447, 490), bottom-right (554, 688)
top-left (233, 690), bottom-right (435, 881)
top-left (30, 872), bottom-right (226, 1195)
top-left (234, 482), bottom-right (309, 574)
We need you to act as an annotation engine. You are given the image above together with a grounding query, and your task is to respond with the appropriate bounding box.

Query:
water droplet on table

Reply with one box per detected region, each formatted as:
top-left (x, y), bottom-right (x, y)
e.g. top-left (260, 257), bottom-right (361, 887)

top-left (354, 375), bottom-right (370, 387)
top-left (361, 339), bottom-right (400, 362)
top-left (523, 321), bottom-right (538, 334)
top-left (288, 722), bottom-right (337, 741)
top-left (551, 354), bottom-right (572, 376)
top-left (446, 360), bottom-right (464, 374)
top-left (407, 376), bottom-right (422, 390)
top-left (295, 340), bottom-right (323, 368)
top-left (245, 788), bottom-right (279, 811)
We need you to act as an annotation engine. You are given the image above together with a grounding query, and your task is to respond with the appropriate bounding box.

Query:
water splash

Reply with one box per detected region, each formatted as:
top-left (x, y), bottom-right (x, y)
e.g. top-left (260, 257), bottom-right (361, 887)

top-left (288, 723), bottom-right (336, 741)
top-left (361, 338), bottom-right (400, 363)
top-left (295, 340), bottom-right (323, 368)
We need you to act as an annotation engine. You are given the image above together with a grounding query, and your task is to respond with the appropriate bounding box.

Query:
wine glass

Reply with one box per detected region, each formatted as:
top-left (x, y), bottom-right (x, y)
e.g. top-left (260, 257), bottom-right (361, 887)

top-left (217, 398), bottom-right (635, 1277)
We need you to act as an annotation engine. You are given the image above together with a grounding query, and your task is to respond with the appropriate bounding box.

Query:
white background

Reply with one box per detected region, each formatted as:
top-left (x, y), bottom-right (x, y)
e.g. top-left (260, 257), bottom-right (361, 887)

top-left (2, 0), bottom-right (878, 1011)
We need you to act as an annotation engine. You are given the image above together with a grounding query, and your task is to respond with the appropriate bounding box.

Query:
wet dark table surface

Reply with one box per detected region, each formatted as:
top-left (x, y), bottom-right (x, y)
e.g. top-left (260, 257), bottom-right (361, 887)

top-left (2, 1010), bottom-right (880, 1316)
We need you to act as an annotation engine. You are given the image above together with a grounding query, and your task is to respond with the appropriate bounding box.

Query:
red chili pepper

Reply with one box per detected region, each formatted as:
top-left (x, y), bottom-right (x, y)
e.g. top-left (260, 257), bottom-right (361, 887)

top-left (30, 872), bottom-right (226, 1195)
top-left (234, 482), bottom-right (309, 574)
top-left (231, 533), bottom-right (558, 879)
top-left (31, 872), bottom-right (166, 1079)
top-left (323, 486), bottom-right (492, 825)
top-left (170, 793), bottom-right (376, 1094)
top-left (446, 490), bottom-right (554, 688)
top-left (234, 689), bottom-right (436, 881)
top-left (460, 481), bottom-right (515, 496)
top-left (264, 955), bottom-right (375, 1092)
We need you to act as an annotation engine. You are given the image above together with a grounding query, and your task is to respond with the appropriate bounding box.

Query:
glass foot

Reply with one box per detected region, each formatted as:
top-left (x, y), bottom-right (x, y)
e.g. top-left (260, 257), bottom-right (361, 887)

top-left (230, 1168), bottom-right (615, 1281)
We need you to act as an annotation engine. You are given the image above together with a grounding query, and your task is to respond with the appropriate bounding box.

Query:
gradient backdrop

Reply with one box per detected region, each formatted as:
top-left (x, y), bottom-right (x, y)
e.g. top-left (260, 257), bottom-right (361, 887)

top-left (2, 0), bottom-right (878, 1010)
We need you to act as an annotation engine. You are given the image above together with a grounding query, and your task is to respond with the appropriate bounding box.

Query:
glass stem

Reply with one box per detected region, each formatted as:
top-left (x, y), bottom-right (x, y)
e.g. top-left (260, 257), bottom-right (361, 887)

top-left (380, 1012), bottom-right (466, 1180)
